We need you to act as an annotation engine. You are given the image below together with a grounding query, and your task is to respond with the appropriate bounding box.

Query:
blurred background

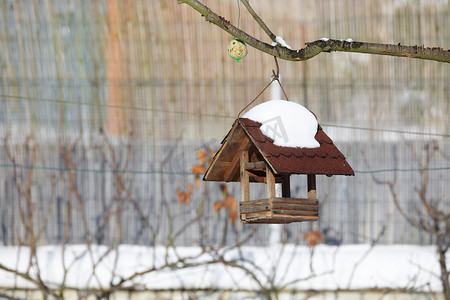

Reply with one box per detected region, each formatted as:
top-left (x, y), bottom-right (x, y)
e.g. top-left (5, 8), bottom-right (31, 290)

top-left (0, 0), bottom-right (449, 250)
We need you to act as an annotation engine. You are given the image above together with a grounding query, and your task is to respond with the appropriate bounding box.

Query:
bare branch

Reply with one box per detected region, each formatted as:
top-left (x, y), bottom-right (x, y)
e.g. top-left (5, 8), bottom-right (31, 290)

top-left (346, 225), bottom-right (386, 289)
top-left (240, 0), bottom-right (276, 42)
top-left (179, 0), bottom-right (450, 63)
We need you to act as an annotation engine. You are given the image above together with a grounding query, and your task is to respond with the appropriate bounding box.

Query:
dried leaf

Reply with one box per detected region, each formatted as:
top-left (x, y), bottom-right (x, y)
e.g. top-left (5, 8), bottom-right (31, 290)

top-left (176, 185), bottom-right (193, 205)
top-left (213, 201), bottom-right (222, 212)
top-left (176, 190), bottom-right (185, 204)
top-left (220, 184), bottom-right (228, 195)
top-left (222, 196), bottom-right (230, 210)
top-left (225, 195), bottom-right (236, 210)
top-left (191, 165), bottom-right (206, 174)
top-left (196, 150), bottom-right (207, 159)
top-left (196, 150), bottom-right (207, 165)
top-left (303, 231), bottom-right (323, 247)
top-left (229, 207), bottom-right (238, 224)
top-left (194, 176), bottom-right (200, 188)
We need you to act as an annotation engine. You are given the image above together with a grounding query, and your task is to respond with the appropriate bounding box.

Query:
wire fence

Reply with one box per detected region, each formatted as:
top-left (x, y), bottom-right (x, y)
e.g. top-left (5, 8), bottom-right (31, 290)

top-left (0, 0), bottom-right (449, 247)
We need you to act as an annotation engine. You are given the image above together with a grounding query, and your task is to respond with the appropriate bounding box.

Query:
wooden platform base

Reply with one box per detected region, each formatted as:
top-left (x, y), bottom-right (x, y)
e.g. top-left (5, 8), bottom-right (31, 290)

top-left (240, 197), bottom-right (319, 224)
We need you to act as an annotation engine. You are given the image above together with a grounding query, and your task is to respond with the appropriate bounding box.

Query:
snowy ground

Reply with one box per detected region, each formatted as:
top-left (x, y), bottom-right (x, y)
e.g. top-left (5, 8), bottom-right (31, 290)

top-left (0, 244), bottom-right (446, 292)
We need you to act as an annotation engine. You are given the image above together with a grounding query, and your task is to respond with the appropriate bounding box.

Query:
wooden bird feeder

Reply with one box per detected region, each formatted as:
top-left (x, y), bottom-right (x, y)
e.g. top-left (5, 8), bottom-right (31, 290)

top-left (203, 118), bottom-right (354, 224)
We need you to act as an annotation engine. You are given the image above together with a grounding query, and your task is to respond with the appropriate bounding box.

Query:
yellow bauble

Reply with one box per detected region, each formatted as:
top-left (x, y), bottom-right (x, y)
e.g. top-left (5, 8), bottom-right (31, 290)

top-left (228, 38), bottom-right (248, 62)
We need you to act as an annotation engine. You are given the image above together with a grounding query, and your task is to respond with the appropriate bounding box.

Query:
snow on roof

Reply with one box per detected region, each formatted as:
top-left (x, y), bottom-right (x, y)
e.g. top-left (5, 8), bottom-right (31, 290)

top-left (242, 100), bottom-right (319, 148)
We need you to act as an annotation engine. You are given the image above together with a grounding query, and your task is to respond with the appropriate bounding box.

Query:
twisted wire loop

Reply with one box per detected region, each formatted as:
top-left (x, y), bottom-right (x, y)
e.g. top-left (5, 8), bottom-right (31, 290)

top-left (238, 56), bottom-right (289, 118)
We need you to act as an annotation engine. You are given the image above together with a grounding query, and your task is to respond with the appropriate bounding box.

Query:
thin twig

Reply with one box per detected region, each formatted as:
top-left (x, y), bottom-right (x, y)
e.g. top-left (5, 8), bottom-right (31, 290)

top-left (346, 225), bottom-right (386, 289)
top-left (240, 0), bottom-right (276, 41)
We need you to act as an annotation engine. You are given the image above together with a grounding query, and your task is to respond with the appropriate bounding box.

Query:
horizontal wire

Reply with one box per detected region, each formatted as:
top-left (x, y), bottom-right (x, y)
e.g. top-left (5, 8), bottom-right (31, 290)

top-left (1, 163), bottom-right (449, 175)
top-left (322, 124), bottom-right (450, 138)
top-left (354, 167), bottom-right (450, 174)
top-left (2, 93), bottom-right (450, 138)
top-left (0, 94), bottom-right (235, 120)
top-left (2, 79), bottom-right (447, 89)
top-left (0, 163), bottom-right (193, 175)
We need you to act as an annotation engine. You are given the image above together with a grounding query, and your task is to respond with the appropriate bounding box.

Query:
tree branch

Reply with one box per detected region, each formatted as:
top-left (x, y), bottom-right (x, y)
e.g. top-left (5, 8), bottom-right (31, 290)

top-left (240, 0), bottom-right (276, 42)
top-left (178, 0), bottom-right (450, 63)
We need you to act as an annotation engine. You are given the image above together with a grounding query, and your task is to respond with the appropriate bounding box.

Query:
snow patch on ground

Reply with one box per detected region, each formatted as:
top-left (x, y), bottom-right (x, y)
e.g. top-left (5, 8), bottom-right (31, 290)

top-left (0, 245), bottom-right (446, 292)
top-left (242, 100), bottom-right (319, 148)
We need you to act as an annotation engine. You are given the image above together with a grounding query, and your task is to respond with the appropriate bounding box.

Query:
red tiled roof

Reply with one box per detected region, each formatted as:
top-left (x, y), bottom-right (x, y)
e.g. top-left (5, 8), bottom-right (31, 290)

top-left (203, 118), bottom-right (354, 182)
top-left (240, 118), bottom-right (354, 176)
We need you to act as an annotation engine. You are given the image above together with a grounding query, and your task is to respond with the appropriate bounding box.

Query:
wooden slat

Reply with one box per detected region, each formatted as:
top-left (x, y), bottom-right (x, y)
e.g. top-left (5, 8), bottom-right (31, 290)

top-left (224, 138), bottom-right (251, 182)
top-left (242, 214), bottom-right (318, 224)
top-left (240, 199), bottom-right (270, 207)
top-left (240, 151), bottom-right (249, 203)
top-left (205, 162), bottom-right (230, 181)
top-left (244, 161), bottom-right (266, 170)
top-left (239, 197), bottom-right (319, 224)
top-left (249, 176), bottom-right (266, 183)
top-left (239, 204), bottom-right (271, 214)
top-left (241, 198), bottom-right (318, 206)
top-left (203, 121), bottom-right (240, 181)
top-left (266, 165), bottom-right (275, 199)
top-left (272, 203), bottom-right (318, 211)
top-left (272, 210), bottom-right (318, 216)
top-left (271, 197), bottom-right (319, 205)
top-left (242, 211), bottom-right (272, 220)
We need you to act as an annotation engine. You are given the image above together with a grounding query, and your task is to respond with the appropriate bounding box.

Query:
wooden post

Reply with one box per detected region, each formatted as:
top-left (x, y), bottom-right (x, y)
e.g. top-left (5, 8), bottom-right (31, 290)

top-left (240, 151), bottom-right (249, 202)
top-left (307, 174), bottom-right (317, 199)
top-left (266, 165), bottom-right (275, 199)
top-left (281, 175), bottom-right (290, 198)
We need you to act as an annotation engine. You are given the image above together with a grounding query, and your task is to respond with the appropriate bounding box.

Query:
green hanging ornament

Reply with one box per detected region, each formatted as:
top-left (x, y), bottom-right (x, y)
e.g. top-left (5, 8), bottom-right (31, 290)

top-left (228, 38), bottom-right (247, 62)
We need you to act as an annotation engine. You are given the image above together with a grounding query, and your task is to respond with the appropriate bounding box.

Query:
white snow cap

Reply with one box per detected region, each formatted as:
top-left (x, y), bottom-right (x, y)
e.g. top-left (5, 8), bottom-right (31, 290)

top-left (320, 37), bottom-right (329, 41)
top-left (242, 100), bottom-right (319, 148)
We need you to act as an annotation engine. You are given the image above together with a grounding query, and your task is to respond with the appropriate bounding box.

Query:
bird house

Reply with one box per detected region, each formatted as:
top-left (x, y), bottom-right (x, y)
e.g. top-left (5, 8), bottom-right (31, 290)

top-left (203, 110), bottom-right (354, 224)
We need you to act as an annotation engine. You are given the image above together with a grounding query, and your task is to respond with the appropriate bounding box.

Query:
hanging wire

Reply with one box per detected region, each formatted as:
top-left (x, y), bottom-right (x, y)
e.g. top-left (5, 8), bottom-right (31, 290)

top-left (271, 56), bottom-right (289, 101)
top-left (236, 0), bottom-right (241, 28)
top-left (237, 77), bottom-right (274, 118)
top-left (238, 56), bottom-right (289, 118)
